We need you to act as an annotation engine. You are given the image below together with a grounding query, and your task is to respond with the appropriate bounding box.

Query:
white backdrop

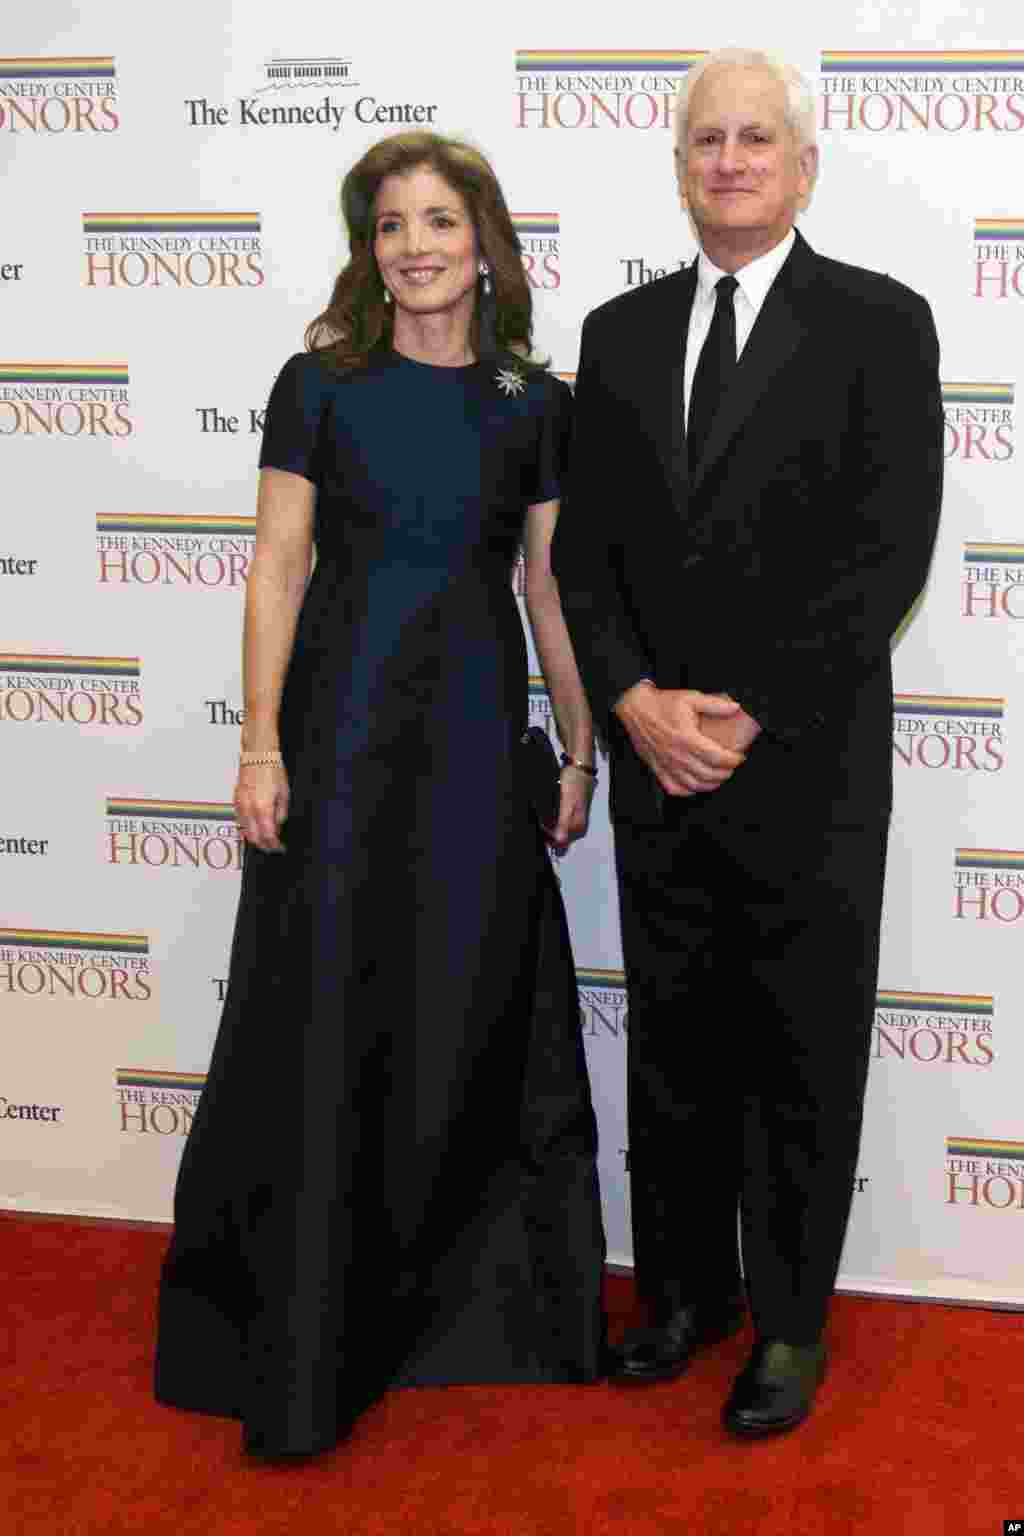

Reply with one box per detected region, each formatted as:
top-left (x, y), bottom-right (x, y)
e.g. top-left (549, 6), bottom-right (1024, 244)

top-left (2, 1), bottom-right (1023, 1307)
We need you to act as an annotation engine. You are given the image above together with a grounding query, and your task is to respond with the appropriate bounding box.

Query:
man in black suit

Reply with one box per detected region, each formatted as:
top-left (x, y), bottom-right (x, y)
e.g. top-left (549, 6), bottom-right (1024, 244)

top-left (552, 48), bottom-right (943, 1435)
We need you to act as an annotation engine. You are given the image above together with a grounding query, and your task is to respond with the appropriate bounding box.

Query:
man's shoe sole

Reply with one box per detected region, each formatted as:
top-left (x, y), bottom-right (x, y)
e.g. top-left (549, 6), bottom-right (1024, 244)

top-left (723, 1403), bottom-right (813, 1437)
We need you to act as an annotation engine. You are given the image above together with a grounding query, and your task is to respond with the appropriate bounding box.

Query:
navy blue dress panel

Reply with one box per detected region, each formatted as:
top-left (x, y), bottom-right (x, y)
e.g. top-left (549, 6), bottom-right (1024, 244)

top-left (155, 349), bottom-right (603, 1456)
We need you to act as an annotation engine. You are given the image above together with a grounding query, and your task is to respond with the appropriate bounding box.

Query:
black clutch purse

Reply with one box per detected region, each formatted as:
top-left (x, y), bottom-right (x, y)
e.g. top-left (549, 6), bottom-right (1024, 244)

top-left (518, 725), bottom-right (562, 828)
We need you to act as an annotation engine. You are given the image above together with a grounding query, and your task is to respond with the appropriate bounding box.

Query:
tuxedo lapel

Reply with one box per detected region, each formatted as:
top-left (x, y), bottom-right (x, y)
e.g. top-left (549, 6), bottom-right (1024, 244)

top-left (690, 234), bottom-right (814, 495)
top-left (645, 265), bottom-right (697, 505)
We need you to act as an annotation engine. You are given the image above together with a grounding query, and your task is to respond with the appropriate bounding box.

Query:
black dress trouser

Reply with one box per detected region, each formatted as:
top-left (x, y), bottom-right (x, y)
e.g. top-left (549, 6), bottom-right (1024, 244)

top-left (614, 793), bottom-right (889, 1345)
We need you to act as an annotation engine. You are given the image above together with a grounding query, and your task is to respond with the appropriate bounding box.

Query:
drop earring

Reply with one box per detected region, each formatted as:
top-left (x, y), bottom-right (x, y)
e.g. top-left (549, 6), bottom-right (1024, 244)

top-left (383, 287), bottom-right (392, 305)
top-left (479, 261), bottom-right (492, 296)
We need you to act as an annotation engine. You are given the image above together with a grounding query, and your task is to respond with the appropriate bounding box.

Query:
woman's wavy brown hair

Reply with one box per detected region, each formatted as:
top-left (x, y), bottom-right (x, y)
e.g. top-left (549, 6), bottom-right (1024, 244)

top-left (306, 131), bottom-right (540, 371)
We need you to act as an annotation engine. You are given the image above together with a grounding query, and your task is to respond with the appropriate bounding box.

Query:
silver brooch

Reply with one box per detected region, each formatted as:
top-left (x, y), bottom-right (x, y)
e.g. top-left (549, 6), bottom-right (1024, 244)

top-left (495, 367), bottom-right (525, 398)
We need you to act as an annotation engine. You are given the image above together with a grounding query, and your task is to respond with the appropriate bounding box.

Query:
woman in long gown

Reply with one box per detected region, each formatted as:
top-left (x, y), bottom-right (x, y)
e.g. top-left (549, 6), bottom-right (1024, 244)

top-left (154, 131), bottom-right (606, 1457)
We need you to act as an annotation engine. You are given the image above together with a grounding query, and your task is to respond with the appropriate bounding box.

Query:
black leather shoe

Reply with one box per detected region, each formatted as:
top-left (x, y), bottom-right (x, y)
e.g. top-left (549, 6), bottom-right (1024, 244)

top-left (723, 1338), bottom-right (827, 1436)
top-left (609, 1296), bottom-right (746, 1384)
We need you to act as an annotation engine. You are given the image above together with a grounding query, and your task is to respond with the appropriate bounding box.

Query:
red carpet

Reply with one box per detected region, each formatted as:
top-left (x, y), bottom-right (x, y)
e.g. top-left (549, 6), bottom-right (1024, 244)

top-left (3, 1214), bottom-right (1021, 1535)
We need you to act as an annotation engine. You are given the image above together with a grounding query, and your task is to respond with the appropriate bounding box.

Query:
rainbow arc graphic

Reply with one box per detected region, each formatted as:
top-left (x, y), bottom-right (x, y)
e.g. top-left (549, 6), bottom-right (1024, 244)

top-left (974, 219), bottom-right (1024, 243)
top-left (83, 213), bottom-right (260, 236)
top-left (106, 799), bottom-right (235, 823)
top-left (0, 57), bottom-right (115, 79)
top-left (946, 1136), bottom-right (1024, 1161)
top-left (0, 928), bottom-right (147, 955)
top-left (823, 51), bottom-right (1024, 74)
top-left (0, 653), bottom-right (139, 678)
top-left (941, 382), bottom-right (1013, 407)
top-left (512, 214), bottom-right (559, 238)
top-left (954, 848), bottom-right (1024, 872)
top-left (892, 695), bottom-right (1003, 719)
top-left (515, 51), bottom-right (703, 74)
top-left (96, 515), bottom-right (256, 538)
top-left (0, 363), bottom-right (129, 387)
top-left (876, 992), bottom-right (992, 1017)
top-left (117, 1069), bottom-right (203, 1092)
top-left (577, 968), bottom-right (626, 989)
top-left (963, 543), bottom-right (1024, 565)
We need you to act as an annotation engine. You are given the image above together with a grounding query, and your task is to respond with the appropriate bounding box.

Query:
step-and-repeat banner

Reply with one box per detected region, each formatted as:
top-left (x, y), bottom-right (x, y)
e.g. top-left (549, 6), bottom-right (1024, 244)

top-left (3, 1), bottom-right (1023, 1307)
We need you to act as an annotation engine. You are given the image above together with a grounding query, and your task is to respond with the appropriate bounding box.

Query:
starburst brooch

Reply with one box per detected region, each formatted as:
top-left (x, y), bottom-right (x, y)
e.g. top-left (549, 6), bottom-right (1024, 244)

top-left (495, 367), bottom-right (526, 398)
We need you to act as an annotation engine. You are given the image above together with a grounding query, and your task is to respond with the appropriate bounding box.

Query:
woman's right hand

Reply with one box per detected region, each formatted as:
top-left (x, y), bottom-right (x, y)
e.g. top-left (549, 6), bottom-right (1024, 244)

top-left (234, 762), bottom-right (290, 853)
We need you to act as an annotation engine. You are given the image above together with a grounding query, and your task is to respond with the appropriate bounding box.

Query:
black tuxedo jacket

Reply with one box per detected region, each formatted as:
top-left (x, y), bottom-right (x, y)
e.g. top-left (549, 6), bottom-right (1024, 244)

top-left (552, 230), bottom-right (944, 827)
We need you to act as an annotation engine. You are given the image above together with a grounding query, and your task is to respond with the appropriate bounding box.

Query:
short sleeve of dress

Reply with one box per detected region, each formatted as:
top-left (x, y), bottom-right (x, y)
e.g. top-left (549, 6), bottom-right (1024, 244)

top-left (524, 374), bottom-right (573, 507)
top-left (258, 353), bottom-right (330, 484)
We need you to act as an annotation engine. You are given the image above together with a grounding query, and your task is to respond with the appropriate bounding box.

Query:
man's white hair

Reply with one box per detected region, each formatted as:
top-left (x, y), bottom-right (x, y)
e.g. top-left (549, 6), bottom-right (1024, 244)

top-left (674, 48), bottom-right (818, 162)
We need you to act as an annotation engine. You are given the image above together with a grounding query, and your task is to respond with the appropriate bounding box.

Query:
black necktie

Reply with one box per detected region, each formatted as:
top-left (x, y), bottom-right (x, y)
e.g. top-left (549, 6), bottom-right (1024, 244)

top-left (687, 273), bottom-right (738, 475)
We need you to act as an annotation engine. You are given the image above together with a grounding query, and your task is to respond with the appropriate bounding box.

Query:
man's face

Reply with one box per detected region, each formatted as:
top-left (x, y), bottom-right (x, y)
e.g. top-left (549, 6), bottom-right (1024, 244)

top-left (679, 66), bottom-right (817, 253)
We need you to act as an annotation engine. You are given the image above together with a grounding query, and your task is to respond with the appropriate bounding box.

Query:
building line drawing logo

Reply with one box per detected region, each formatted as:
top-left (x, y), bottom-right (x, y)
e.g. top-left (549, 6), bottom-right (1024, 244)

top-left (256, 57), bottom-right (357, 93)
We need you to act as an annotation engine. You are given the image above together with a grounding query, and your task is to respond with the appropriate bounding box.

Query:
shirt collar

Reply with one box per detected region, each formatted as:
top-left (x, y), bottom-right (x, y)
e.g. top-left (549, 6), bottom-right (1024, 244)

top-left (695, 228), bottom-right (796, 313)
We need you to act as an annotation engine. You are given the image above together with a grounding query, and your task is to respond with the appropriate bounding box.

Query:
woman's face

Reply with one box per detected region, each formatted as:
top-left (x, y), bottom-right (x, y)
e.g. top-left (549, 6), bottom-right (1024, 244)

top-left (373, 165), bottom-right (479, 321)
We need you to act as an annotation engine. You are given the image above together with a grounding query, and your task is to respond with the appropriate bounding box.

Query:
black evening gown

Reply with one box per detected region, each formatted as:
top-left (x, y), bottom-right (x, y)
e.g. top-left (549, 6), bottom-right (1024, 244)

top-left (154, 349), bottom-right (606, 1456)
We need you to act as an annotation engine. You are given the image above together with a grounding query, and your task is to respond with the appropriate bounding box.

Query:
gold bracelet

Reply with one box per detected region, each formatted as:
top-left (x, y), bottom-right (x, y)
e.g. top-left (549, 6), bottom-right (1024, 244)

top-left (239, 750), bottom-right (283, 768)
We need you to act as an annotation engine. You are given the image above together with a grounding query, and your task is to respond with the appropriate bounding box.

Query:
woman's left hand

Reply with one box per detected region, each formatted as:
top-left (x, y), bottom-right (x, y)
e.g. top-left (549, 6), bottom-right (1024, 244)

top-left (547, 766), bottom-right (595, 852)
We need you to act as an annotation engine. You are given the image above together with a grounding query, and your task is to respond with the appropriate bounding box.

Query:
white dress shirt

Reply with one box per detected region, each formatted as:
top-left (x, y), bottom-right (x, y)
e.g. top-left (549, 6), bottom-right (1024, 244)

top-left (683, 228), bottom-right (796, 426)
